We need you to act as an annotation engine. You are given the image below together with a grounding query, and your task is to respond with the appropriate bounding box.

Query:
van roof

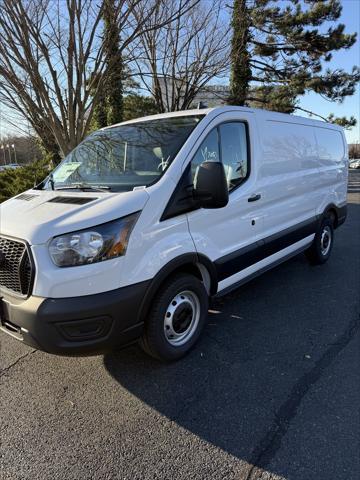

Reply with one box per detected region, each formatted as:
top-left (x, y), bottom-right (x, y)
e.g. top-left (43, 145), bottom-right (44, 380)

top-left (103, 105), bottom-right (342, 131)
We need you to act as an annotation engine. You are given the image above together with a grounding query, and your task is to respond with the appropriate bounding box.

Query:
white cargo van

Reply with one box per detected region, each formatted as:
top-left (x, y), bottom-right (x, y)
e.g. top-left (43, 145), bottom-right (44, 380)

top-left (0, 107), bottom-right (348, 360)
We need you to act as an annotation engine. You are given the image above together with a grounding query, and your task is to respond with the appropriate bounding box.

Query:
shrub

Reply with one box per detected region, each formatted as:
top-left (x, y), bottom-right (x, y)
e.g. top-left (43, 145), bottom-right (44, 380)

top-left (0, 160), bottom-right (50, 203)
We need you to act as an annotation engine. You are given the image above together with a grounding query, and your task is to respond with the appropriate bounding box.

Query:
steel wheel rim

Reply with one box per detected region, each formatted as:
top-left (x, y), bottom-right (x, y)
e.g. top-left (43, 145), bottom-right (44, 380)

top-left (163, 290), bottom-right (200, 346)
top-left (320, 226), bottom-right (332, 256)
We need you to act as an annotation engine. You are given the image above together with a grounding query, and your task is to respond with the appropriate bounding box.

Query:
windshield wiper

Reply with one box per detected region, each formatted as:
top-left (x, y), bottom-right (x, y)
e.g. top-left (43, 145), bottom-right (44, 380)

top-left (54, 183), bottom-right (111, 192)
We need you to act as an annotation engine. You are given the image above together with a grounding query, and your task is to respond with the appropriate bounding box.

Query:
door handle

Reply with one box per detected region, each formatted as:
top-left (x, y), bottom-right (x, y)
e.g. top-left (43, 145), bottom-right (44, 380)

top-left (248, 193), bottom-right (261, 202)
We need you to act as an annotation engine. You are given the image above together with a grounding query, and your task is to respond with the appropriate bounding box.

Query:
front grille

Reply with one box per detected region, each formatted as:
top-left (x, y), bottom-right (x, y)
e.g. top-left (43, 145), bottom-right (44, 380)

top-left (0, 237), bottom-right (33, 296)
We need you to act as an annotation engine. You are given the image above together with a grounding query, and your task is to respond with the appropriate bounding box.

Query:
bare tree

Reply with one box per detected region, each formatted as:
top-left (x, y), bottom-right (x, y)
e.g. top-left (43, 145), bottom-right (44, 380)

top-left (130, 0), bottom-right (230, 112)
top-left (349, 142), bottom-right (360, 160)
top-left (0, 0), bottom-right (197, 162)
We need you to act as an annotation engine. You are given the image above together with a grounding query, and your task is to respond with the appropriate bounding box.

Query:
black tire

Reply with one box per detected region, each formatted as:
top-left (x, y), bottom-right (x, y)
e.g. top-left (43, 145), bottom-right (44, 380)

top-left (306, 215), bottom-right (334, 265)
top-left (139, 273), bottom-right (209, 361)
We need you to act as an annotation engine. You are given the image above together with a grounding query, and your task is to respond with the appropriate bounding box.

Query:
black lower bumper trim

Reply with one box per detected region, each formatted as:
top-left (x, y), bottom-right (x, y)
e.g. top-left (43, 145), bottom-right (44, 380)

top-left (0, 280), bottom-right (150, 355)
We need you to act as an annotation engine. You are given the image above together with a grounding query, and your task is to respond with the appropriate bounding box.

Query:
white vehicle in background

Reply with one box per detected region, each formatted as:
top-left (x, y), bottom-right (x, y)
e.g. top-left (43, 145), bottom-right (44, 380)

top-left (0, 106), bottom-right (348, 361)
top-left (349, 159), bottom-right (360, 169)
top-left (0, 163), bottom-right (21, 172)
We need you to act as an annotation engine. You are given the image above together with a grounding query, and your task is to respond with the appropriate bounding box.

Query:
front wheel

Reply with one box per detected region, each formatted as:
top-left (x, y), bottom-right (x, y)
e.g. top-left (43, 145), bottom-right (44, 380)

top-left (306, 216), bottom-right (334, 265)
top-left (139, 273), bottom-right (209, 361)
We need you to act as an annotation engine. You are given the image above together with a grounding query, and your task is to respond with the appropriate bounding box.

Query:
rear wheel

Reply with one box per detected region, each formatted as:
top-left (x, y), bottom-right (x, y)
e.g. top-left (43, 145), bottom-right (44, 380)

top-left (306, 215), bottom-right (334, 265)
top-left (140, 273), bottom-right (208, 361)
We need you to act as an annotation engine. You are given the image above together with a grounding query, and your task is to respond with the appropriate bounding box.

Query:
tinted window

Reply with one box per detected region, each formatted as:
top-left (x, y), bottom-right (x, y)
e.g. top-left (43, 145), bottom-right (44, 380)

top-left (191, 122), bottom-right (249, 191)
top-left (191, 128), bottom-right (220, 186)
top-left (219, 122), bottom-right (248, 190)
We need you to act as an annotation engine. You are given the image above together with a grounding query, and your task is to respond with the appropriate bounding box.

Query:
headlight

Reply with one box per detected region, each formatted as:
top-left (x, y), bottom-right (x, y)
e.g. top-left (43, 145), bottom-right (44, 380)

top-left (49, 212), bottom-right (140, 267)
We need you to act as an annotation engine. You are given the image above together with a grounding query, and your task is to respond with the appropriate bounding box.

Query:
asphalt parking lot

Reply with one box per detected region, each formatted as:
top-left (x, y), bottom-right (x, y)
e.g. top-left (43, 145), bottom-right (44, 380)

top-left (1, 170), bottom-right (359, 480)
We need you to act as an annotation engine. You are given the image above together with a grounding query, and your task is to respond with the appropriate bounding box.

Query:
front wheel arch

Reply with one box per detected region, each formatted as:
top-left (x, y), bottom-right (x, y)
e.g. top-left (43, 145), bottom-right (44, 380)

top-left (138, 253), bottom-right (217, 325)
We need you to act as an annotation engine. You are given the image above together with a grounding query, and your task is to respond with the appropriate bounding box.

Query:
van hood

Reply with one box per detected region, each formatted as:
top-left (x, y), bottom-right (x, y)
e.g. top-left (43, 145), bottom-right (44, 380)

top-left (0, 189), bottom-right (150, 245)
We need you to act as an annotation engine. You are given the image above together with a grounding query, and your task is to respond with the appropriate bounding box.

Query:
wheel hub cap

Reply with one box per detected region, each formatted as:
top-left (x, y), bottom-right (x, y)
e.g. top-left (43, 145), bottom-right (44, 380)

top-left (320, 226), bottom-right (332, 256)
top-left (164, 290), bottom-right (200, 346)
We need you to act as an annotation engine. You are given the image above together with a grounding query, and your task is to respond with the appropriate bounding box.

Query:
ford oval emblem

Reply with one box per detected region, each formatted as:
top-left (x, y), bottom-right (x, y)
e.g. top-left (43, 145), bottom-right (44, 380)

top-left (0, 250), bottom-right (5, 268)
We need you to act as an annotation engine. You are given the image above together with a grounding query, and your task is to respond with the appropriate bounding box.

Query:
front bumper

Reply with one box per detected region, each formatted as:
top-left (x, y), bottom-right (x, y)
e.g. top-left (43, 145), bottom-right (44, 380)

top-left (0, 281), bottom-right (150, 355)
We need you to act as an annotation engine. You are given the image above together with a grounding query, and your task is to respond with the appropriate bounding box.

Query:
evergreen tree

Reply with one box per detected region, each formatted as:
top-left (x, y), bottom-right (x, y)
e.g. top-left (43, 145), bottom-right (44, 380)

top-left (92, 78), bottom-right (108, 130)
top-left (123, 94), bottom-right (159, 121)
top-left (248, 85), bottom-right (297, 113)
top-left (103, 0), bottom-right (123, 126)
top-left (229, 0), bottom-right (252, 106)
top-left (229, 0), bottom-right (359, 126)
top-left (91, 0), bottom-right (124, 130)
top-left (0, 160), bottom-right (50, 203)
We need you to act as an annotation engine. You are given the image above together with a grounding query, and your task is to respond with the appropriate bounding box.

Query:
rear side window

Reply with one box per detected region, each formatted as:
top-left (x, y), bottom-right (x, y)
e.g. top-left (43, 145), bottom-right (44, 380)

top-left (191, 122), bottom-right (249, 191)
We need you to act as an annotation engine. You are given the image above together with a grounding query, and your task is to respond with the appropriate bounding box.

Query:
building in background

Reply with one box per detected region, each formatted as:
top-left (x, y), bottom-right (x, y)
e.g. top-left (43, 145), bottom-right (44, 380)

top-left (191, 85), bottom-right (230, 107)
top-left (157, 77), bottom-right (230, 110)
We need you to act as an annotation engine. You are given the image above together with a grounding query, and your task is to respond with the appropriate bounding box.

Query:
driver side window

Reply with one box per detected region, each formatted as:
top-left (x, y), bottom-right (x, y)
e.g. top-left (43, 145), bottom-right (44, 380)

top-left (191, 122), bottom-right (249, 191)
top-left (191, 128), bottom-right (220, 187)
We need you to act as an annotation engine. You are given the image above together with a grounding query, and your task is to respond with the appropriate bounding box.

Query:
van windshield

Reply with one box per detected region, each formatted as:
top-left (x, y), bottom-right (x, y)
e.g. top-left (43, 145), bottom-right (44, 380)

top-left (44, 115), bottom-right (204, 192)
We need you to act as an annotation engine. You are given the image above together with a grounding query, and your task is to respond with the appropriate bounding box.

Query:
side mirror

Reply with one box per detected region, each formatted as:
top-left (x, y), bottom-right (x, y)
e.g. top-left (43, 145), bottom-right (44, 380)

top-left (193, 161), bottom-right (229, 209)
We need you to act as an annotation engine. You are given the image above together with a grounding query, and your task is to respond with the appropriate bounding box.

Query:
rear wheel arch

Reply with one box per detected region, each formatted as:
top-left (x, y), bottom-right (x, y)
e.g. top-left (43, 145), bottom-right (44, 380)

top-left (323, 205), bottom-right (337, 227)
top-left (321, 203), bottom-right (347, 229)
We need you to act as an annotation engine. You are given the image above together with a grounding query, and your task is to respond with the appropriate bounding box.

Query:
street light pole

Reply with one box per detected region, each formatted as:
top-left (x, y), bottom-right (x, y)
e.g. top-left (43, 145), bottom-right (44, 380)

top-left (11, 144), bottom-right (17, 164)
top-left (0, 145), bottom-right (5, 165)
top-left (5, 144), bottom-right (11, 164)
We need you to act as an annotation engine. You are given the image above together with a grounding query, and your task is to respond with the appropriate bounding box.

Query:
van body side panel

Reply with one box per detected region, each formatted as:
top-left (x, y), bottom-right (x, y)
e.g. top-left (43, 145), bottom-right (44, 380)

top-left (215, 217), bottom-right (317, 281)
top-left (217, 235), bottom-right (314, 292)
top-left (314, 127), bottom-right (348, 216)
top-left (256, 119), bottom-right (319, 241)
